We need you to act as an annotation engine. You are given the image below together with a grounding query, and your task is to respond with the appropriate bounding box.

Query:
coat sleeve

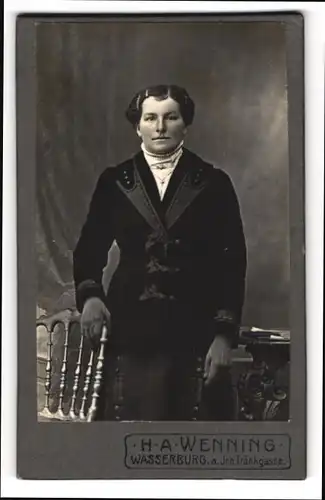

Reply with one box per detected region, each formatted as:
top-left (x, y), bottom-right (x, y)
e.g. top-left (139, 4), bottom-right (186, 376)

top-left (212, 169), bottom-right (247, 347)
top-left (73, 168), bottom-right (116, 313)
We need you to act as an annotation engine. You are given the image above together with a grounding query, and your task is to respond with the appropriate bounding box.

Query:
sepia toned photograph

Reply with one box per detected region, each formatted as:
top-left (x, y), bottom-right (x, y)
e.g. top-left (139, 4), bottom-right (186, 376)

top-left (15, 11), bottom-right (306, 480)
top-left (6, 2), bottom-right (325, 495)
top-left (35, 18), bottom-right (291, 424)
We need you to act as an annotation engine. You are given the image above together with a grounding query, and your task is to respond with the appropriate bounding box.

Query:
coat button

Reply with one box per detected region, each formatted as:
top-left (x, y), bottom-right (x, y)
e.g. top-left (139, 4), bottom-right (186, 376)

top-left (175, 239), bottom-right (181, 245)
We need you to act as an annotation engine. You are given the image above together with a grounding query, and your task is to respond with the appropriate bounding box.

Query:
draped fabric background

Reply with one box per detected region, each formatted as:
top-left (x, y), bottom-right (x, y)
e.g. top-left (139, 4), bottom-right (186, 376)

top-left (36, 20), bottom-right (289, 329)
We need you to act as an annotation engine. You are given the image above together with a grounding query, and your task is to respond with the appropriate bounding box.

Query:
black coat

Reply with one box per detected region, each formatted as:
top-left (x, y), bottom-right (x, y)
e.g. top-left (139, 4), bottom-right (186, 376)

top-left (73, 148), bottom-right (247, 354)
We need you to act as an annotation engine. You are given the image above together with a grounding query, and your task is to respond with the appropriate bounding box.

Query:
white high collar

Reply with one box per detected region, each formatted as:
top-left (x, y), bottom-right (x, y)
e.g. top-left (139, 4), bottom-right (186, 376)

top-left (141, 141), bottom-right (184, 169)
top-left (141, 141), bottom-right (184, 199)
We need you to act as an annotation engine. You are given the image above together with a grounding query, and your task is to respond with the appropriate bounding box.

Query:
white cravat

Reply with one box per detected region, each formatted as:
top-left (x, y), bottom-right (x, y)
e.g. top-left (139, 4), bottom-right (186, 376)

top-left (141, 141), bottom-right (184, 199)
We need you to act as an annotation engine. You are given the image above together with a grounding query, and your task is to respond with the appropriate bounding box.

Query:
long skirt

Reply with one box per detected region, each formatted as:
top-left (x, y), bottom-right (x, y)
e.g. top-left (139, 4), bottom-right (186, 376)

top-left (95, 348), bottom-right (235, 421)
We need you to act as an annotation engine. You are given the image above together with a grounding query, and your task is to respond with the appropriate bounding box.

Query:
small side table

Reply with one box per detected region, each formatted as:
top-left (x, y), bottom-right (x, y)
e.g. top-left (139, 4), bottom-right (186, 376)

top-left (237, 329), bottom-right (290, 421)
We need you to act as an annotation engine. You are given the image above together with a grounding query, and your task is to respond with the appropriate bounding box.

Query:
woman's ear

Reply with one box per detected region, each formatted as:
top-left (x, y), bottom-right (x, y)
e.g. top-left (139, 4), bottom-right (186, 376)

top-left (136, 124), bottom-right (142, 138)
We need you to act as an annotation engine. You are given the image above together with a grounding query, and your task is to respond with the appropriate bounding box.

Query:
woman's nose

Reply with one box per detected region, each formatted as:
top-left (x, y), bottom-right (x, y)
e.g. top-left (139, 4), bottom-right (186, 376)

top-left (156, 118), bottom-right (166, 133)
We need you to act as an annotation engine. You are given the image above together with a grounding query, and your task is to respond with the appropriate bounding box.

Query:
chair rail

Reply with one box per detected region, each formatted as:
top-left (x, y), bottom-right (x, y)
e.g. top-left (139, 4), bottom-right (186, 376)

top-left (36, 310), bottom-right (109, 422)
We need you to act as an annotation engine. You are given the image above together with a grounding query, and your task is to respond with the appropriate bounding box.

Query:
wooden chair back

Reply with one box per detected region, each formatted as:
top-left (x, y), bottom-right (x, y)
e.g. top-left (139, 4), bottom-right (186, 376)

top-left (36, 310), bottom-right (108, 422)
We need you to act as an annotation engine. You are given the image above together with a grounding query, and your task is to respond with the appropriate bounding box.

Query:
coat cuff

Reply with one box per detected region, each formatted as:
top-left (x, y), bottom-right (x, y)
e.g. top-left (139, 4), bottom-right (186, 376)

top-left (75, 279), bottom-right (106, 312)
top-left (213, 309), bottom-right (239, 348)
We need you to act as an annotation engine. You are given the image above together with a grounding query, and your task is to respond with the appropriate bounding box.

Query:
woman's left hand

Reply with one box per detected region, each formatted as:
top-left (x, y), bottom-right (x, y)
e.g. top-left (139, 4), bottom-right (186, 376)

top-left (203, 335), bottom-right (232, 385)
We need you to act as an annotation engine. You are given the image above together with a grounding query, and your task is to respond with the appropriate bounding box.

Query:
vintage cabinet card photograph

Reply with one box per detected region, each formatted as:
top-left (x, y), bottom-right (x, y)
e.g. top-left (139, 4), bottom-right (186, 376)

top-left (16, 12), bottom-right (305, 480)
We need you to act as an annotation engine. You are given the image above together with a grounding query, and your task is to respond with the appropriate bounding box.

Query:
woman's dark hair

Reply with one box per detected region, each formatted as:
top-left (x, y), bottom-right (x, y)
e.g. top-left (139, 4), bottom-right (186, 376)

top-left (125, 84), bottom-right (195, 127)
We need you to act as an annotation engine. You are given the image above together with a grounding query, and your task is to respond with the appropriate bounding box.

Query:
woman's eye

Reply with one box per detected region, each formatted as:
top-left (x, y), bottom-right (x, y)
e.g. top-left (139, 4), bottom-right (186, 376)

top-left (143, 114), bottom-right (179, 122)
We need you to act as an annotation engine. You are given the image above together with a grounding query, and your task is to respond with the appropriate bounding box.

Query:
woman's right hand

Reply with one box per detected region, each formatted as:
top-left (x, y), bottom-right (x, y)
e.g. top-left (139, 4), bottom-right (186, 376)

top-left (80, 297), bottom-right (111, 345)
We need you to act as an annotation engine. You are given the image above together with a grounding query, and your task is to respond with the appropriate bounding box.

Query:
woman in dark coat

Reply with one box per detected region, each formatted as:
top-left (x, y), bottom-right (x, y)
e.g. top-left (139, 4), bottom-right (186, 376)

top-left (73, 84), bottom-right (247, 421)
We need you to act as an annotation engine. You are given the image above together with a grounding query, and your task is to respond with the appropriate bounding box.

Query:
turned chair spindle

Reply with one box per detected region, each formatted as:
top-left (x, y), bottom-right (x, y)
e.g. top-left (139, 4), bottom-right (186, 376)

top-left (69, 330), bottom-right (84, 419)
top-left (87, 324), bottom-right (109, 422)
top-left (37, 312), bottom-right (109, 422)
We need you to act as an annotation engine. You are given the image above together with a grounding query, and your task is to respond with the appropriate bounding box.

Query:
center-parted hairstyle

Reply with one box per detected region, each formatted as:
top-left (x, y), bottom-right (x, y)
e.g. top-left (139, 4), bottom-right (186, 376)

top-left (125, 84), bottom-right (195, 127)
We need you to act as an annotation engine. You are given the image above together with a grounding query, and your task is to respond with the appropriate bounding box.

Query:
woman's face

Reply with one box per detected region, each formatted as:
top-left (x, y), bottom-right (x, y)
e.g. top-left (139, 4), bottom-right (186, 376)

top-left (136, 96), bottom-right (187, 154)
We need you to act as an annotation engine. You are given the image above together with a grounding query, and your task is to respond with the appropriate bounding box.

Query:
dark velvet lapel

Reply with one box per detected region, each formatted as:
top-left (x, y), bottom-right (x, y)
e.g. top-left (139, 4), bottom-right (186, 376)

top-left (161, 150), bottom-right (189, 212)
top-left (133, 151), bottom-right (164, 220)
top-left (165, 148), bottom-right (209, 229)
top-left (129, 149), bottom-right (208, 231)
top-left (134, 149), bottom-right (190, 216)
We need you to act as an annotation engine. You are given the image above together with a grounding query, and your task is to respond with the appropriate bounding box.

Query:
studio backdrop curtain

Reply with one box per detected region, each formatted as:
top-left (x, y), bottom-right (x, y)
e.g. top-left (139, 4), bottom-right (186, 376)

top-left (36, 21), bottom-right (289, 329)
